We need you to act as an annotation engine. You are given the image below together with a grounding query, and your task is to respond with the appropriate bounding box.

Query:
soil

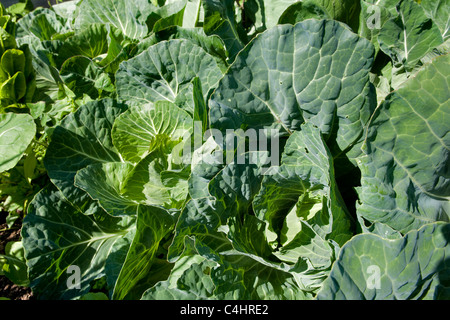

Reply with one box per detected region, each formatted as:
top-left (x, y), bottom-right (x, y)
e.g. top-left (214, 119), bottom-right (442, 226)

top-left (0, 212), bottom-right (34, 300)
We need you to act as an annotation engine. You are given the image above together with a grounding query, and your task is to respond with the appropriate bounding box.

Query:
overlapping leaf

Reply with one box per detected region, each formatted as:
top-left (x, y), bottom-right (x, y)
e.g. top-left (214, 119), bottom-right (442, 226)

top-left (116, 39), bottom-right (224, 110)
top-left (21, 186), bottom-right (134, 299)
top-left (44, 98), bottom-right (127, 213)
top-left (377, 0), bottom-right (443, 69)
top-left (317, 222), bottom-right (450, 299)
top-left (74, 0), bottom-right (152, 40)
top-left (209, 19), bottom-right (375, 170)
top-left (357, 54), bottom-right (450, 234)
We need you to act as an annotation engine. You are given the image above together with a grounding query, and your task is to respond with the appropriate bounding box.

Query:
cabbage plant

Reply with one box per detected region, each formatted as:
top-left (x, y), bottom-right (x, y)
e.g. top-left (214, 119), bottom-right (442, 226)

top-left (0, 0), bottom-right (449, 300)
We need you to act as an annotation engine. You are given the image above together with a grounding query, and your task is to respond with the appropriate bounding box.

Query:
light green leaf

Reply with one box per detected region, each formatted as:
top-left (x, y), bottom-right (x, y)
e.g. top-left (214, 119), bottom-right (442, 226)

top-left (183, 0), bottom-right (202, 28)
top-left (316, 222), bottom-right (450, 300)
top-left (357, 54), bottom-right (450, 234)
top-left (112, 101), bottom-right (192, 163)
top-left (110, 101), bottom-right (193, 209)
top-left (1, 49), bottom-right (25, 77)
top-left (75, 162), bottom-right (138, 217)
top-left (152, 0), bottom-right (187, 33)
top-left (0, 241), bottom-right (29, 287)
top-left (0, 71), bottom-right (26, 106)
top-left (112, 205), bottom-right (176, 300)
top-left (0, 113), bottom-right (36, 173)
top-left (121, 151), bottom-right (191, 209)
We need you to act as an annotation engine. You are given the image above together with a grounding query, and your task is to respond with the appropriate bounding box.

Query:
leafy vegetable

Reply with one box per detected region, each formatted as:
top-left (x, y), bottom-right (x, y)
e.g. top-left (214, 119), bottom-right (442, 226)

top-left (356, 54), bottom-right (449, 234)
top-left (0, 113), bottom-right (35, 173)
top-left (0, 0), bottom-right (447, 301)
top-left (317, 222), bottom-right (450, 299)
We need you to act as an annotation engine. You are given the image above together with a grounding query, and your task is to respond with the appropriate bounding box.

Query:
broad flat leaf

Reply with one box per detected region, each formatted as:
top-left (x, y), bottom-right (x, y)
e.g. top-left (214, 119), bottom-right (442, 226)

top-left (112, 205), bottom-right (176, 300)
top-left (22, 186), bottom-right (134, 300)
top-left (421, 0), bottom-right (450, 40)
top-left (111, 101), bottom-right (192, 208)
top-left (149, 26), bottom-right (228, 72)
top-left (378, 0), bottom-right (443, 68)
top-left (74, 0), bottom-right (152, 40)
top-left (316, 222), bottom-right (450, 300)
top-left (357, 54), bottom-right (450, 234)
top-left (75, 162), bottom-right (138, 217)
top-left (44, 99), bottom-right (127, 213)
top-left (112, 101), bottom-right (192, 163)
top-left (0, 113), bottom-right (36, 173)
top-left (209, 20), bottom-right (375, 170)
top-left (0, 241), bottom-right (29, 287)
top-left (122, 150), bottom-right (191, 209)
top-left (115, 39), bottom-right (223, 109)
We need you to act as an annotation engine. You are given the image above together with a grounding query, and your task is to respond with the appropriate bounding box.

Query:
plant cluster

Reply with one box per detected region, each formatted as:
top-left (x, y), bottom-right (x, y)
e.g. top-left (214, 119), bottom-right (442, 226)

top-left (0, 0), bottom-right (449, 300)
